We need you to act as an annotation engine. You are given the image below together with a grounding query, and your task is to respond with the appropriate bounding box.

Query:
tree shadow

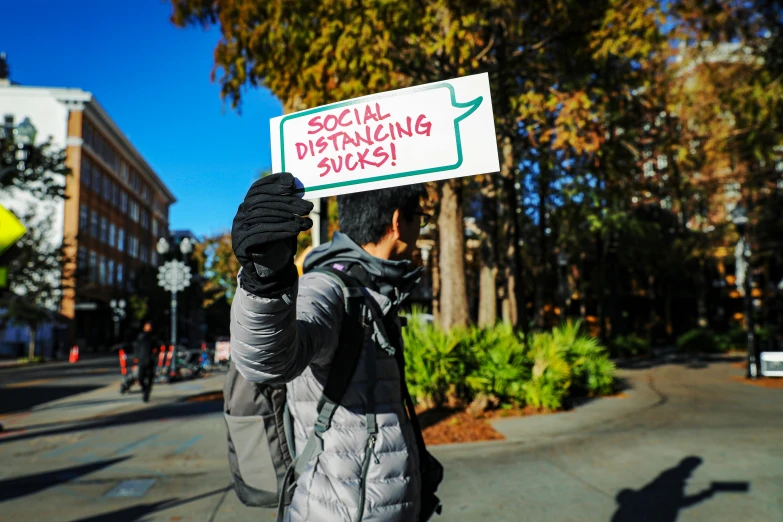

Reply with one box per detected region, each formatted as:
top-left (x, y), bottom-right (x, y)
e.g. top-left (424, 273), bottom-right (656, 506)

top-left (0, 385), bottom-right (104, 415)
top-left (610, 456), bottom-right (749, 522)
top-left (69, 486), bottom-right (231, 522)
top-left (615, 353), bottom-right (746, 371)
top-left (0, 399), bottom-right (223, 446)
top-left (0, 456), bottom-right (129, 502)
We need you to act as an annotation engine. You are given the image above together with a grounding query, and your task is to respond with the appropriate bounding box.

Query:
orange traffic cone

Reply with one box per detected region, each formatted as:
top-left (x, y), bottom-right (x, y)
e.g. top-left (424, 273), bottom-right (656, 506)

top-left (69, 345), bottom-right (79, 363)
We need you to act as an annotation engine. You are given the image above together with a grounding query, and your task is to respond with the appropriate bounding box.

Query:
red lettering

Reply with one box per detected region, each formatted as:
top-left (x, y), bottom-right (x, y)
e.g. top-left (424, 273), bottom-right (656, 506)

top-left (363, 104), bottom-right (378, 123)
top-left (295, 142), bottom-right (309, 160)
top-left (415, 115), bottom-right (432, 136)
top-left (345, 153), bottom-right (358, 171)
top-left (357, 148), bottom-right (379, 169)
top-left (395, 117), bottom-right (413, 138)
top-left (374, 124), bottom-right (389, 142)
top-left (355, 126), bottom-right (373, 147)
top-left (316, 136), bottom-right (328, 154)
top-left (308, 116), bottom-right (323, 134)
top-left (330, 156), bottom-right (344, 173)
top-left (376, 103), bottom-right (391, 120)
top-left (373, 146), bottom-right (389, 167)
top-left (326, 132), bottom-right (343, 151)
top-left (341, 132), bottom-right (358, 150)
top-left (324, 114), bottom-right (339, 132)
top-left (308, 139), bottom-right (315, 157)
top-left (318, 156), bottom-right (331, 177)
top-left (338, 109), bottom-right (353, 127)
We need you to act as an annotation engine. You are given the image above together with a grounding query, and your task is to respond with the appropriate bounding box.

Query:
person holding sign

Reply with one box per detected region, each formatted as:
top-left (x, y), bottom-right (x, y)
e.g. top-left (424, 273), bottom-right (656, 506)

top-left (230, 172), bottom-right (442, 522)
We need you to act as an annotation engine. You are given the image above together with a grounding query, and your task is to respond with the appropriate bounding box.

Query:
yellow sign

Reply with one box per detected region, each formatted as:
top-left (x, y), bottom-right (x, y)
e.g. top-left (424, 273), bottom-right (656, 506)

top-left (0, 205), bottom-right (26, 256)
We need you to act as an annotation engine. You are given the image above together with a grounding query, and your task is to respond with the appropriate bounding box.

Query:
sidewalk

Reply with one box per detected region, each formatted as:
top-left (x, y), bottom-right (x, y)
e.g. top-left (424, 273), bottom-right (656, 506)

top-left (0, 371), bottom-right (225, 434)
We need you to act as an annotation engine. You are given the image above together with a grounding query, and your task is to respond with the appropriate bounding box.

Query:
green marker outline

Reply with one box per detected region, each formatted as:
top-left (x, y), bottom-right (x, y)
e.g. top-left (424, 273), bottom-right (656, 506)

top-left (278, 82), bottom-right (483, 194)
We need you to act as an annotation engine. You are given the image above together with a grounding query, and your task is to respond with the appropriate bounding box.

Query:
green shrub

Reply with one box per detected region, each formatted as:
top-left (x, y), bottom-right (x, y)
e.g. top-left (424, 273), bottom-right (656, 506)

top-left (610, 334), bottom-right (650, 358)
top-left (715, 327), bottom-right (747, 353)
top-left (522, 330), bottom-right (572, 410)
top-left (554, 321), bottom-right (616, 396)
top-left (402, 313), bottom-right (616, 412)
top-left (402, 309), bottom-right (467, 408)
top-left (676, 328), bottom-right (718, 354)
top-left (16, 356), bottom-right (44, 364)
top-left (464, 323), bottom-right (529, 406)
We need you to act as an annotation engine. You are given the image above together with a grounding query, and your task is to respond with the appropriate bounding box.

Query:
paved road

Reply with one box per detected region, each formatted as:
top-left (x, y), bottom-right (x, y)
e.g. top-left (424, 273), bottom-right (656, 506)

top-left (0, 357), bottom-right (780, 522)
top-left (0, 357), bottom-right (119, 415)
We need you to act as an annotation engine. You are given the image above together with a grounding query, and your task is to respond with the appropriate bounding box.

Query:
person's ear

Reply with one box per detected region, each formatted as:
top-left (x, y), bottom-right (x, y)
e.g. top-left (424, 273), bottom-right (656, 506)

top-left (390, 209), bottom-right (402, 240)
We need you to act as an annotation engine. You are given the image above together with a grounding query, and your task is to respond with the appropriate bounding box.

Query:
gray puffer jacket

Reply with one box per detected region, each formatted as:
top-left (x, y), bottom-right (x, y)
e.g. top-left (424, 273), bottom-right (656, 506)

top-left (231, 233), bottom-right (423, 522)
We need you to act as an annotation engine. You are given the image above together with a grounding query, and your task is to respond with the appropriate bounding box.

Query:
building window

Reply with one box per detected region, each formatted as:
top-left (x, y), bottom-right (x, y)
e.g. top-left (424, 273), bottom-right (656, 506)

top-left (79, 205), bottom-right (89, 233)
top-left (120, 161), bottom-right (129, 183)
top-left (140, 209), bottom-right (149, 229)
top-left (100, 217), bottom-right (108, 243)
top-left (108, 260), bottom-right (114, 286)
top-left (103, 176), bottom-right (111, 200)
top-left (89, 251), bottom-right (97, 282)
top-left (112, 182), bottom-right (120, 206)
top-left (117, 263), bottom-right (124, 286)
top-left (90, 211), bottom-right (99, 237)
top-left (118, 228), bottom-right (125, 252)
top-left (140, 244), bottom-right (148, 264)
top-left (129, 235), bottom-right (138, 258)
top-left (130, 201), bottom-right (140, 222)
top-left (77, 247), bottom-right (87, 278)
top-left (152, 218), bottom-right (158, 237)
top-left (99, 255), bottom-right (107, 285)
top-left (83, 121), bottom-right (94, 148)
top-left (81, 156), bottom-right (92, 188)
top-left (91, 165), bottom-right (100, 192)
top-left (151, 250), bottom-right (157, 266)
top-left (141, 184), bottom-right (149, 202)
top-left (109, 223), bottom-right (116, 248)
top-left (120, 191), bottom-right (128, 213)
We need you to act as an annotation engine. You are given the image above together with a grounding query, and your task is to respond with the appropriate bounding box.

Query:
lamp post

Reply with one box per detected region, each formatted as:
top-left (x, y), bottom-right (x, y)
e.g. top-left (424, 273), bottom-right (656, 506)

top-left (732, 204), bottom-right (759, 378)
top-left (1, 117), bottom-right (37, 183)
top-left (109, 299), bottom-right (126, 340)
top-left (156, 237), bottom-right (193, 377)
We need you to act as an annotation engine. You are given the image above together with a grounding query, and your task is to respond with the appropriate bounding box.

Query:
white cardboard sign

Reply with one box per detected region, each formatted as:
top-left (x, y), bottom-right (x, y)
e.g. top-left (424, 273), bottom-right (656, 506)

top-left (270, 73), bottom-right (499, 198)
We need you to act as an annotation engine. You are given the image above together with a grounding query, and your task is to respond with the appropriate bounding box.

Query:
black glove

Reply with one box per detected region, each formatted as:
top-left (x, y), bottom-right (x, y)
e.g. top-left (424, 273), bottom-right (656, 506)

top-left (232, 173), bottom-right (313, 296)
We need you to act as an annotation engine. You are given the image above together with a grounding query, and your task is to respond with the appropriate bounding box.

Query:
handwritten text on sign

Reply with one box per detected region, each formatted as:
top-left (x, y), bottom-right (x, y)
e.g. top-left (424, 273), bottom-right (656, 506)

top-left (270, 73), bottom-right (499, 198)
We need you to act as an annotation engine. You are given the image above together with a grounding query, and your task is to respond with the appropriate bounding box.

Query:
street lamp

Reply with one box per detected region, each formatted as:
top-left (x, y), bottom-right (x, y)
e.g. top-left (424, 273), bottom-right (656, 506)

top-left (156, 236), bottom-right (193, 378)
top-left (732, 204), bottom-right (759, 378)
top-left (109, 299), bottom-right (126, 340)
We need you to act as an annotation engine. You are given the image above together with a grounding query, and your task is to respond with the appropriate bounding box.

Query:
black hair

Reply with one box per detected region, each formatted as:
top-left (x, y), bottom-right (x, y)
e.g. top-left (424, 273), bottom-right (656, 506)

top-left (337, 184), bottom-right (427, 245)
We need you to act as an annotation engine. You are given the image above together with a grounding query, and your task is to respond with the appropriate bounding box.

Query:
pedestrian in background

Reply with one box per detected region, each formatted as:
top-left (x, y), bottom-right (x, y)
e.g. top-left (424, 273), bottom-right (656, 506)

top-left (134, 320), bottom-right (158, 403)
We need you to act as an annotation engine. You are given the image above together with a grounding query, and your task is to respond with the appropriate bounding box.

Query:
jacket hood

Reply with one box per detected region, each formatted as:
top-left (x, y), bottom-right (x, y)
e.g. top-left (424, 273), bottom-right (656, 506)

top-left (303, 232), bottom-right (422, 306)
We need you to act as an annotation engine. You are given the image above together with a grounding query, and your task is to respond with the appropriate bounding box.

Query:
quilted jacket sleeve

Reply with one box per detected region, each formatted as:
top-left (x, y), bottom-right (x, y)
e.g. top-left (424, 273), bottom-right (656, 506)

top-left (230, 269), bottom-right (345, 384)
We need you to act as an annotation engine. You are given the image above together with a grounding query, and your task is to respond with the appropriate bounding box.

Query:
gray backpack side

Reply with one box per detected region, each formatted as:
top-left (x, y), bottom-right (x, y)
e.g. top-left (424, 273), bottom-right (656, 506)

top-left (223, 267), bottom-right (359, 509)
top-left (223, 360), bottom-right (294, 507)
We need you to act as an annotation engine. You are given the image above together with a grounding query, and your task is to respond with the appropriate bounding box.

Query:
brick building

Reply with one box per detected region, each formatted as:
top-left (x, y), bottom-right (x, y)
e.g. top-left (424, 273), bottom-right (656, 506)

top-left (0, 75), bottom-right (176, 354)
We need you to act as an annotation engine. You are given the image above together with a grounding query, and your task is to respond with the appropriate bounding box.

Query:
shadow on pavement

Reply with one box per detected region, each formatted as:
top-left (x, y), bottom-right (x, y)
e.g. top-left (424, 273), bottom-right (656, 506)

top-left (69, 486), bottom-right (231, 522)
top-left (0, 456), bottom-right (129, 503)
top-left (0, 385), bottom-right (104, 415)
top-left (610, 456), bottom-right (749, 522)
top-left (0, 398), bottom-right (223, 446)
top-left (615, 354), bottom-right (745, 371)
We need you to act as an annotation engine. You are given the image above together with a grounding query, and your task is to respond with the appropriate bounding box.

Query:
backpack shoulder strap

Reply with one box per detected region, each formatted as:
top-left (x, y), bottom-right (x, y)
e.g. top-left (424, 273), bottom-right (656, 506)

top-left (291, 266), bottom-right (368, 478)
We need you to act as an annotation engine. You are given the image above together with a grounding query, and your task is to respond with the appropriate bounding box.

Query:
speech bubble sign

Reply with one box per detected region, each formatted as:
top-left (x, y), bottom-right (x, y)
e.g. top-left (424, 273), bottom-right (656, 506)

top-left (270, 73), bottom-right (499, 198)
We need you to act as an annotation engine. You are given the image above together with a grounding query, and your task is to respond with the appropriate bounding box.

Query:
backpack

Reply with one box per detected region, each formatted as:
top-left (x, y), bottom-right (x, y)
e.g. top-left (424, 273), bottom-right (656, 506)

top-left (223, 266), bottom-right (442, 520)
top-left (222, 266), bottom-right (366, 509)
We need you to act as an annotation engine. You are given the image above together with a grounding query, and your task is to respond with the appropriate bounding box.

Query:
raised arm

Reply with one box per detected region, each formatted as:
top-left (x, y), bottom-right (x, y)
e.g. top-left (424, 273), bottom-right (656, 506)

top-left (230, 270), bottom-right (345, 383)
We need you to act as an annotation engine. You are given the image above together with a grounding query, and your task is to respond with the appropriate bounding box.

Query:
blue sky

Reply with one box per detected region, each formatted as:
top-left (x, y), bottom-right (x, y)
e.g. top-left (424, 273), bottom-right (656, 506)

top-left (3, 0), bottom-right (282, 237)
